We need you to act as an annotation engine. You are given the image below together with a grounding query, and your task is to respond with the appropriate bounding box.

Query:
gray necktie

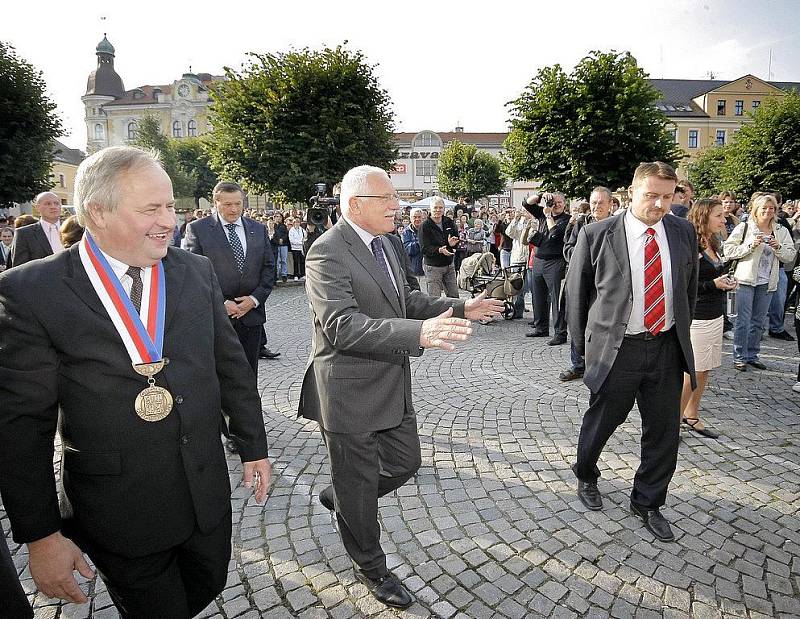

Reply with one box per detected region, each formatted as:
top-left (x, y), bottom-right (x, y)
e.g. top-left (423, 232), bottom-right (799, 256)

top-left (226, 223), bottom-right (245, 272)
top-left (370, 237), bottom-right (395, 291)
top-left (126, 266), bottom-right (142, 314)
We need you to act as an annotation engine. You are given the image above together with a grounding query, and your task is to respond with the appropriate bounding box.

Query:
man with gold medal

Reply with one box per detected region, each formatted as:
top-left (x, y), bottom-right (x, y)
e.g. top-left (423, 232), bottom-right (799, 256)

top-left (0, 146), bottom-right (272, 618)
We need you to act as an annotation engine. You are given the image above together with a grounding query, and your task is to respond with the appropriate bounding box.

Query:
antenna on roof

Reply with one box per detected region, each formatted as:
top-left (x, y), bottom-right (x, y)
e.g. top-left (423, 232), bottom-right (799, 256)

top-left (706, 71), bottom-right (716, 80)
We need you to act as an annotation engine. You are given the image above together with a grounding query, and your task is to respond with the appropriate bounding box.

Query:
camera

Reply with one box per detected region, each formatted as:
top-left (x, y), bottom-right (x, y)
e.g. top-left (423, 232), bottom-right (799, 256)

top-left (307, 183), bottom-right (339, 227)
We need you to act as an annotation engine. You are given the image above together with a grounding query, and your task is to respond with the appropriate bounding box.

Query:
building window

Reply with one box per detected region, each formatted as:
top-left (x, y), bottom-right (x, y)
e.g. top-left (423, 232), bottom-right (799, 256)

top-left (735, 100), bottom-right (744, 116)
top-left (413, 131), bottom-right (441, 148)
top-left (187, 120), bottom-right (197, 137)
top-left (172, 121), bottom-right (182, 138)
top-left (716, 130), bottom-right (726, 147)
top-left (752, 100), bottom-right (761, 109)
top-left (688, 130), bottom-right (699, 149)
top-left (127, 122), bottom-right (138, 140)
top-left (670, 128), bottom-right (678, 143)
top-left (58, 174), bottom-right (65, 188)
top-left (94, 123), bottom-right (104, 140)
top-left (415, 160), bottom-right (438, 176)
top-left (717, 99), bottom-right (726, 115)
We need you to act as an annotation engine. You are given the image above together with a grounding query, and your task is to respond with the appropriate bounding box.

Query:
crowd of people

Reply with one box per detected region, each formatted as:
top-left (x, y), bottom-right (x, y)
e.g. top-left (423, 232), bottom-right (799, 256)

top-left (1, 150), bottom-right (799, 616)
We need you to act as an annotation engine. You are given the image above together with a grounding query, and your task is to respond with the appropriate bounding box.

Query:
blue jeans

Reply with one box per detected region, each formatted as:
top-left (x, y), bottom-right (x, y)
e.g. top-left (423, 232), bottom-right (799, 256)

top-left (733, 283), bottom-right (773, 363)
top-left (767, 269), bottom-right (788, 332)
top-left (570, 339), bottom-right (585, 371)
top-left (276, 245), bottom-right (288, 277)
top-left (514, 267), bottom-right (534, 318)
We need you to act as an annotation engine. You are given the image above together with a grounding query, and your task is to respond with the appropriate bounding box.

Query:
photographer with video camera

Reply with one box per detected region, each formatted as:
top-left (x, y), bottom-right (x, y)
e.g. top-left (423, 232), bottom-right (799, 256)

top-left (304, 183), bottom-right (339, 256)
top-left (523, 191), bottom-right (571, 344)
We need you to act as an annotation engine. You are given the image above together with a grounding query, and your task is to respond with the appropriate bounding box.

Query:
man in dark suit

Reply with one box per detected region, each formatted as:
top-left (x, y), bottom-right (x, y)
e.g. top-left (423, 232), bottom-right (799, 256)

top-left (566, 162), bottom-right (698, 543)
top-left (0, 146), bottom-right (272, 618)
top-left (184, 182), bottom-right (275, 372)
top-left (10, 192), bottom-right (64, 267)
top-left (299, 165), bottom-right (503, 609)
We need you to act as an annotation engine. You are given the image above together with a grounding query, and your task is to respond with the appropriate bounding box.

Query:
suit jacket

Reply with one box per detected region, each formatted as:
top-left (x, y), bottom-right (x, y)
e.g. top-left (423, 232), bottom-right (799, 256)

top-left (566, 212), bottom-right (698, 393)
top-left (298, 219), bottom-right (465, 433)
top-left (0, 246), bottom-right (268, 557)
top-left (10, 222), bottom-right (53, 267)
top-left (184, 214), bottom-right (275, 327)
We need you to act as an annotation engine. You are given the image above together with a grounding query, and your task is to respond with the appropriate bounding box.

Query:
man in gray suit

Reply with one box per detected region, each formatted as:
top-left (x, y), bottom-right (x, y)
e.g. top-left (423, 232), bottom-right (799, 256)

top-left (566, 162), bottom-right (698, 543)
top-left (10, 192), bottom-right (64, 267)
top-left (299, 165), bottom-right (503, 609)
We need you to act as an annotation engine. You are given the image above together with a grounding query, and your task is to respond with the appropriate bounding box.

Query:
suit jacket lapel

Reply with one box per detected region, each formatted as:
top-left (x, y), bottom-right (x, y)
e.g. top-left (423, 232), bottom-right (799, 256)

top-left (340, 220), bottom-right (402, 316)
top-left (162, 249), bottom-right (187, 330)
top-left (240, 217), bottom-right (261, 277)
top-left (607, 214), bottom-right (633, 294)
top-left (212, 214), bottom-right (241, 275)
top-left (34, 223), bottom-right (54, 256)
top-left (662, 215), bottom-right (683, 291)
top-left (63, 245), bottom-right (110, 320)
top-left (380, 236), bottom-right (406, 316)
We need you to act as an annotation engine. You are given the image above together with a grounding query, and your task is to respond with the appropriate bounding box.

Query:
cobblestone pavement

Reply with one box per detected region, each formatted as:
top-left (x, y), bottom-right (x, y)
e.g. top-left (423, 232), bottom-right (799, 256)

top-left (5, 282), bottom-right (800, 618)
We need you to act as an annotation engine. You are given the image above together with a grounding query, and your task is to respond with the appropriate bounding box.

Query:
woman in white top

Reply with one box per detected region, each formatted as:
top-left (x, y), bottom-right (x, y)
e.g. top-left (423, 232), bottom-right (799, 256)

top-left (288, 217), bottom-right (307, 280)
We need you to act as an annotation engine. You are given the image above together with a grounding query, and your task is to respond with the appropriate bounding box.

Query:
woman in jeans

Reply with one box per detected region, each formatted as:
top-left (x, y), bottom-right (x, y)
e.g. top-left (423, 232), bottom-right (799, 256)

top-left (723, 193), bottom-right (796, 371)
top-left (288, 217), bottom-right (307, 280)
top-left (680, 199), bottom-right (737, 438)
top-left (271, 212), bottom-right (290, 282)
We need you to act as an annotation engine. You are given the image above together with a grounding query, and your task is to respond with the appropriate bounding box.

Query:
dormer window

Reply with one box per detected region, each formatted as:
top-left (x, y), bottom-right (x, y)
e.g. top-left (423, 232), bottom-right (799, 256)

top-left (414, 131), bottom-right (442, 148)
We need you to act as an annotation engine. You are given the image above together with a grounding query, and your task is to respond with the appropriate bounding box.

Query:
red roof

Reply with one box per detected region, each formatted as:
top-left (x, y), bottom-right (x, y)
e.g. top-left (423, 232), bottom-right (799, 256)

top-left (394, 131), bottom-right (508, 145)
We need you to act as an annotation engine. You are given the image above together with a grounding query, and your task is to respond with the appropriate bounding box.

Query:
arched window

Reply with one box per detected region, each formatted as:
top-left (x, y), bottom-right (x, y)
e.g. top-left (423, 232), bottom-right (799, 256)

top-left (413, 131), bottom-right (441, 148)
top-left (127, 122), bottom-right (138, 140)
top-left (187, 119), bottom-right (197, 137)
top-left (172, 121), bottom-right (182, 138)
top-left (94, 123), bottom-right (104, 140)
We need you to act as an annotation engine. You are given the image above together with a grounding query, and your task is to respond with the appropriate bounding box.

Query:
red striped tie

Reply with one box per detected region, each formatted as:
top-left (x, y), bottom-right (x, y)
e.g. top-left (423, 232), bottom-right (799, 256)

top-left (643, 228), bottom-right (665, 335)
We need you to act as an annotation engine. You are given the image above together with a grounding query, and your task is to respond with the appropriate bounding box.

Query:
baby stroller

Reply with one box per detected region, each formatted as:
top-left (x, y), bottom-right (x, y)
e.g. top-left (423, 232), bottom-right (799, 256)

top-left (458, 252), bottom-right (525, 320)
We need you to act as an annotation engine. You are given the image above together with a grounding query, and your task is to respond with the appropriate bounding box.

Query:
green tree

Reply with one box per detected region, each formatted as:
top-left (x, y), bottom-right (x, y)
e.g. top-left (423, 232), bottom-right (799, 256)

top-left (207, 45), bottom-right (396, 202)
top-left (132, 114), bottom-right (193, 197)
top-left (174, 137), bottom-right (218, 207)
top-left (0, 41), bottom-right (63, 207)
top-left (504, 51), bottom-right (682, 197)
top-left (437, 140), bottom-right (505, 202)
top-left (721, 90), bottom-right (800, 198)
top-left (686, 146), bottom-right (727, 197)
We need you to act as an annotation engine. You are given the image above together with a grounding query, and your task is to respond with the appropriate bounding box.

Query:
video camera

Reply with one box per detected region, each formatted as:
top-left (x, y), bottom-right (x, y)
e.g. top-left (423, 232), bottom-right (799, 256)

top-left (307, 183), bottom-right (340, 227)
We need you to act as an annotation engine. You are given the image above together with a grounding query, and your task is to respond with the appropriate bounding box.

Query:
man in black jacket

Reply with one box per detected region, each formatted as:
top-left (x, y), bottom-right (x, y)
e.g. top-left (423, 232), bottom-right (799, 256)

top-left (523, 192), bottom-right (571, 344)
top-left (419, 197), bottom-right (460, 297)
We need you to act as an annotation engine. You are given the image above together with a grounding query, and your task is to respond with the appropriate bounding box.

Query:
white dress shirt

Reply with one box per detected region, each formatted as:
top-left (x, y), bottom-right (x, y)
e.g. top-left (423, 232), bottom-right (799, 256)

top-left (344, 216), bottom-right (399, 295)
top-left (98, 248), bottom-right (153, 319)
top-left (40, 219), bottom-right (64, 253)
top-left (624, 211), bottom-right (674, 334)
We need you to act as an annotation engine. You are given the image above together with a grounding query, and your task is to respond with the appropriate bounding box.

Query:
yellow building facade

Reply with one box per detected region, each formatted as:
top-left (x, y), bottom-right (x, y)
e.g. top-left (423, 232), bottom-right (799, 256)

top-left (651, 75), bottom-right (800, 177)
top-left (49, 139), bottom-right (84, 205)
top-left (82, 35), bottom-right (220, 154)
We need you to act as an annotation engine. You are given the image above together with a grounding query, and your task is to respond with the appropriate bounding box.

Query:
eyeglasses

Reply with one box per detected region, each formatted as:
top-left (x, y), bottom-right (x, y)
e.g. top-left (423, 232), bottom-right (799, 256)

top-left (355, 194), bottom-right (401, 203)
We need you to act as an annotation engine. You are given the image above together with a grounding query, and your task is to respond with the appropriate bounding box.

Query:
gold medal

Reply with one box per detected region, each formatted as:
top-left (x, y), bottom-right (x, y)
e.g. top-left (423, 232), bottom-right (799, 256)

top-left (132, 360), bottom-right (172, 422)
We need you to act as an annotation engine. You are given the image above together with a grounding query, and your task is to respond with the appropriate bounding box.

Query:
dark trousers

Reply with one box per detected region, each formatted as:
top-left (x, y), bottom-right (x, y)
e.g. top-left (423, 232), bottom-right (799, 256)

top-left (574, 330), bottom-right (683, 509)
top-left (231, 319), bottom-right (262, 375)
top-left (531, 257), bottom-right (567, 337)
top-left (321, 406), bottom-right (421, 579)
top-left (0, 533), bottom-right (32, 618)
top-left (796, 317), bottom-right (800, 381)
top-left (291, 250), bottom-right (305, 277)
top-left (73, 512), bottom-right (231, 619)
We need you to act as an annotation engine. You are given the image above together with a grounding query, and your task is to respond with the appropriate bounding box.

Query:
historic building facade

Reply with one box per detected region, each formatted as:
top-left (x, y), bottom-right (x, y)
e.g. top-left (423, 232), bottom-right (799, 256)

top-left (50, 139), bottom-right (85, 205)
top-left (82, 35), bottom-right (220, 154)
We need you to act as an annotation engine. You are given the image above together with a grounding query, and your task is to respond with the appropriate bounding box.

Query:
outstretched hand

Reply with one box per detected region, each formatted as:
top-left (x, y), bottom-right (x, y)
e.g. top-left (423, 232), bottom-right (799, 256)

top-left (419, 307), bottom-right (473, 351)
top-left (464, 290), bottom-right (506, 322)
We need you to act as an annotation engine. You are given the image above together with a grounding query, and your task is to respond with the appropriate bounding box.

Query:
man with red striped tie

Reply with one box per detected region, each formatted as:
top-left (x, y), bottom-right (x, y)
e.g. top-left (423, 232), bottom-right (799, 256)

top-left (566, 162), bottom-right (698, 543)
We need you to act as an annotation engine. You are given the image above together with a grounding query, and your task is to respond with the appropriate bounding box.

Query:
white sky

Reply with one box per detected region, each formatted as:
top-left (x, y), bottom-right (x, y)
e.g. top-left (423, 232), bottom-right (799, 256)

top-left (4, 0), bottom-right (800, 151)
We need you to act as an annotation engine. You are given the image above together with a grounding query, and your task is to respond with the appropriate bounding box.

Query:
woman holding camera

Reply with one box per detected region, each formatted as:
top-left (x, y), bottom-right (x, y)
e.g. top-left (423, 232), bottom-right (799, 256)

top-left (680, 199), bottom-right (737, 438)
top-left (723, 193), bottom-right (796, 371)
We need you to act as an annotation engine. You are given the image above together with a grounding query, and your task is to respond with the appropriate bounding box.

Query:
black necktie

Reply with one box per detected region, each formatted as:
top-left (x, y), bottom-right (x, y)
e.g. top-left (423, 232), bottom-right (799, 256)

top-left (226, 223), bottom-right (245, 272)
top-left (370, 237), bottom-right (395, 292)
top-left (126, 266), bottom-right (143, 314)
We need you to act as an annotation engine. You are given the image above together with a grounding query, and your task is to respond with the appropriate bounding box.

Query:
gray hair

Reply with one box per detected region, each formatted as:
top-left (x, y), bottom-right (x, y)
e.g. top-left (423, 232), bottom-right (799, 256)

top-left (410, 207), bottom-right (424, 218)
top-left (74, 146), bottom-right (163, 228)
top-left (429, 196), bottom-right (445, 209)
top-left (340, 165), bottom-right (389, 217)
top-left (34, 191), bottom-right (59, 204)
top-left (590, 186), bottom-right (612, 200)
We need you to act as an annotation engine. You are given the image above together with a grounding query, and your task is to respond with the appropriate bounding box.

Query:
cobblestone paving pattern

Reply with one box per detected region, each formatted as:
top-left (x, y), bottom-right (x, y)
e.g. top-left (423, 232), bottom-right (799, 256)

top-left (4, 282), bottom-right (800, 618)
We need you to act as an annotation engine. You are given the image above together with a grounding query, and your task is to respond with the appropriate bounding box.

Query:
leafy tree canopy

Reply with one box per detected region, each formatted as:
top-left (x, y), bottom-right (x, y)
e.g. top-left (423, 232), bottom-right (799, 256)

top-left (0, 41), bottom-right (63, 207)
top-left (503, 50), bottom-right (682, 198)
top-left (173, 137), bottom-right (218, 207)
top-left (132, 114), bottom-right (194, 199)
top-left (207, 45), bottom-right (396, 202)
top-left (437, 140), bottom-right (505, 202)
top-left (686, 147), bottom-right (727, 198)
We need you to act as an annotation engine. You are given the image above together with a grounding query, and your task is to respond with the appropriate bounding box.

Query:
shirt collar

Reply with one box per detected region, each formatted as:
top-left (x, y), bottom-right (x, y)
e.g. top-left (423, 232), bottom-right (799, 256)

top-left (96, 246), bottom-right (151, 281)
top-left (220, 215), bottom-right (243, 229)
top-left (625, 209), bottom-right (666, 239)
top-left (40, 219), bottom-right (59, 231)
top-left (344, 215), bottom-right (377, 248)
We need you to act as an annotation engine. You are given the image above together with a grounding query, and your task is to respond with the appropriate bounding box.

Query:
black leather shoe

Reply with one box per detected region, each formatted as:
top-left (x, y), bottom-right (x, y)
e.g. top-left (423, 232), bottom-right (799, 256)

top-left (577, 481), bottom-right (602, 511)
top-left (319, 487), bottom-right (335, 511)
top-left (259, 348), bottom-right (281, 359)
top-left (547, 335), bottom-right (567, 346)
top-left (355, 572), bottom-right (413, 609)
top-left (525, 331), bottom-right (549, 338)
top-left (747, 360), bottom-right (767, 370)
top-left (630, 502), bottom-right (675, 542)
top-left (559, 368), bottom-right (584, 381)
top-left (769, 330), bottom-right (795, 341)
top-left (734, 362), bottom-right (747, 371)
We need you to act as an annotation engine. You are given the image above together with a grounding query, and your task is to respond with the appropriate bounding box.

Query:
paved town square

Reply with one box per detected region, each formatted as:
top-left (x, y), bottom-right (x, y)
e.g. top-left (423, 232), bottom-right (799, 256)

top-left (4, 282), bottom-right (799, 618)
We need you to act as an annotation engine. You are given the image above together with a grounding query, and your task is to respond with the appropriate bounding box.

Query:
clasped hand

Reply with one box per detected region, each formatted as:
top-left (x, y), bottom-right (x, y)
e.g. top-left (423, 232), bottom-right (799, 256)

top-left (225, 296), bottom-right (256, 319)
